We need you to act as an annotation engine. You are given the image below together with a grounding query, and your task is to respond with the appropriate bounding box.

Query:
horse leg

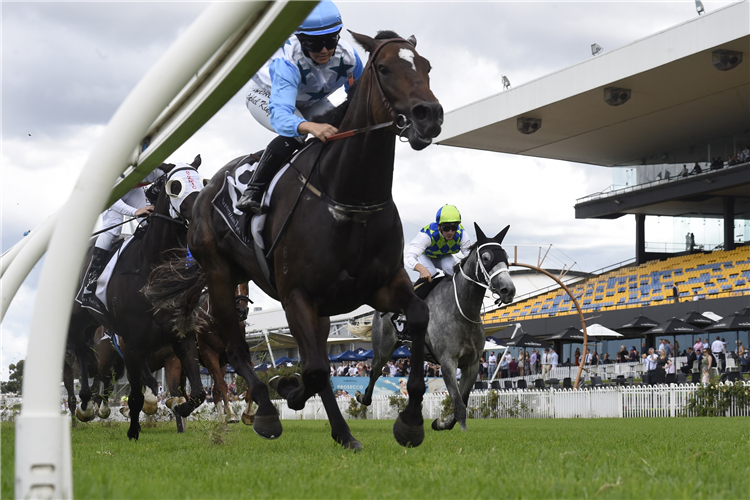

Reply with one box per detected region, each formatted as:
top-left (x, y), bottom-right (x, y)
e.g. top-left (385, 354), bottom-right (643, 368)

top-left (356, 314), bottom-right (396, 407)
top-left (241, 391), bottom-right (255, 426)
top-left (171, 333), bottom-right (207, 424)
top-left (74, 342), bottom-right (96, 422)
top-left (276, 291), bottom-right (330, 410)
top-left (371, 270), bottom-right (429, 447)
top-left (62, 357), bottom-right (77, 427)
top-left (201, 341), bottom-right (228, 417)
top-left (205, 267), bottom-right (280, 439)
top-left (140, 362), bottom-right (159, 415)
top-left (163, 355), bottom-right (187, 433)
top-left (123, 354), bottom-right (145, 440)
top-left (431, 361), bottom-right (461, 431)
top-left (94, 335), bottom-right (117, 419)
top-left (455, 362), bottom-right (479, 432)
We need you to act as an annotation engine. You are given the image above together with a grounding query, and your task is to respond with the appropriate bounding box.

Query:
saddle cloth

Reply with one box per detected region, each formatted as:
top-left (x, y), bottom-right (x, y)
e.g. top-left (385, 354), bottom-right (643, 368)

top-left (211, 156), bottom-right (290, 251)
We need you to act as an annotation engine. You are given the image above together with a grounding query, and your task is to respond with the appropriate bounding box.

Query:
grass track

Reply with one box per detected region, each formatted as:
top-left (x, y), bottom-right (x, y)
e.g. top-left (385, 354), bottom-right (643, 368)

top-left (2, 418), bottom-right (748, 499)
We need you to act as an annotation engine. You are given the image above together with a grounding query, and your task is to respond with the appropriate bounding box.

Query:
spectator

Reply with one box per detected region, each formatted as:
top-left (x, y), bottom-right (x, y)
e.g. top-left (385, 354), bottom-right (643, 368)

top-left (529, 350), bottom-right (538, 375)
top-left (488, 351), bottom-right (497, 379)
top-left (683, 347), bottom-right (697, 374)
top-left (672, 284), bottom-right (679, 303)
top-left (584, 349), bottom-right (592, 366)
top-left (479, 357), bottom-right (487, 380)
top-left (664, 170), bottom-right (671, 180)
top-left (602, 353), bottom-right (612, 364)
top-left (541, 348), bottom-right (552, 380)
top-left (574, 348), bottom-right (581, 366)
top-left (643, 348), bottom-right (658, 385)
top-left (628, 346), bottom-right (639, 362)
top-left (550, 348), bottom-right (559, 372)
top-left (618, 345), bottom-right (629, 363)
top-left (508, 357), bottom-right (518, 378)
top-left (680, 165), bottom-right (689, 178)
top-left (740, 351), bottom-right (750, 373)
top-left (500, 353), bottom-right (511, 379)
top-left (655, 351), bottom-right (668, 384)
top-left (591, 350), bottom-right (600, 366)
top-left (664, 340), bottom-right (674, 358)
top-left (701, 349), bottom-right (714, 384)
top-left (711, 336), bottom-right (724, 372)
top-left (518, 350), bottom-right (526, 377)
top-left (640, 342), bottom-right (648, 356)
top-left (691, 162), bottom-right (702, 175)
top-left (736, 340), bottom-right (746, 358)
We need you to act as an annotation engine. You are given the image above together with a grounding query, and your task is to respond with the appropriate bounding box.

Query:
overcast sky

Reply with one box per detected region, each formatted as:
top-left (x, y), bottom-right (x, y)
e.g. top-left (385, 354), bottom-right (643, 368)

top-left (1, 0), bottom-right (735, 380)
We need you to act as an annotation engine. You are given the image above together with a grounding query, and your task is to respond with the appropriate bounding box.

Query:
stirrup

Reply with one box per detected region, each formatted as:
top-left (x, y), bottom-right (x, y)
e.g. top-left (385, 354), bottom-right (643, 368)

top-left (236, 188), bottom-right (266, 214)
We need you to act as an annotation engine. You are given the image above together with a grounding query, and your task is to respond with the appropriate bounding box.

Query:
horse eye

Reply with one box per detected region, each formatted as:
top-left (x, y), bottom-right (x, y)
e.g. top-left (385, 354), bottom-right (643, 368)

top-left (481, 252), bottom-right (492, 264)
top-left (378, 64), bottom-right (389, 75)
top-left (170, 181), bottom-right (182, 195)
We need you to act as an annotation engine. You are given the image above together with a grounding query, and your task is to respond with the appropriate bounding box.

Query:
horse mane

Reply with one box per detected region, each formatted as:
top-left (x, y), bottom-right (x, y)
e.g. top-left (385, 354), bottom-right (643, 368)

top-left (144, 175), bottom-right (166, 205)
top-left (453, 241), bottom-right (478, 275)
top-left (314, 30), bottom-right (404, 128)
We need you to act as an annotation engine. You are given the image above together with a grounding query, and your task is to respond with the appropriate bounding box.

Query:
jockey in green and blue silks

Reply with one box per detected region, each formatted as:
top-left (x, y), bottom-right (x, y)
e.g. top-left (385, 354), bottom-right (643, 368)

top-left (237, 1), bottom-right (365, 215)
top-left (404, 205), bottom-right (472, 282)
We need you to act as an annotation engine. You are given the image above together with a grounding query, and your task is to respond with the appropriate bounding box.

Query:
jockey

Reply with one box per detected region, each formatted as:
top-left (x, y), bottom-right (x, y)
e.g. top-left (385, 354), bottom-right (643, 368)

top-left (405, 205), bottom-right (472, 282)
top-left (236, 1), bottom-right (364, 214)
top-left (80, 167), bottom-right (168, 309)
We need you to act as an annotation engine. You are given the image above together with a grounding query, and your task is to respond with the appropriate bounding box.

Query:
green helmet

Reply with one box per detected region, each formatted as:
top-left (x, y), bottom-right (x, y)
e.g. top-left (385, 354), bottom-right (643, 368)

top-left (435, 204), bottom-right (461, 224)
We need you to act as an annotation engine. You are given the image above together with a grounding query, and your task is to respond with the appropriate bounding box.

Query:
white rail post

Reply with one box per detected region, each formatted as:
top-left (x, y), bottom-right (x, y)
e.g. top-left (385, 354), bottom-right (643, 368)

top-left (14, 3), bottom-right (282, 498)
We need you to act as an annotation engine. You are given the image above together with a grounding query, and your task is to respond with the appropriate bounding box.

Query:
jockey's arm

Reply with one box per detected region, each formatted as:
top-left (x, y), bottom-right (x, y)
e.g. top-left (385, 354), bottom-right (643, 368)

top-left (268, 59), bottom-right (306, 138)
top-left (404, 232), bottom-right (432, 280)
top-left (458, 232), bottom-right (473, 259)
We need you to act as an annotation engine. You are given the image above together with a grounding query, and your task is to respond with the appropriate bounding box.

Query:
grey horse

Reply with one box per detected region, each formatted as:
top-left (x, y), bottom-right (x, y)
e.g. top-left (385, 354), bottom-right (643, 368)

top-left (357, 223), bottom-right (515, 431)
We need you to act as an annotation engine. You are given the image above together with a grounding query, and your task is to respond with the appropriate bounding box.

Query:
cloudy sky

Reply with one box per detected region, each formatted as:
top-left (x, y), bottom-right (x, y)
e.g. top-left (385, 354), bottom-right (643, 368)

top-left (1, 0), bottom-right (735, 380)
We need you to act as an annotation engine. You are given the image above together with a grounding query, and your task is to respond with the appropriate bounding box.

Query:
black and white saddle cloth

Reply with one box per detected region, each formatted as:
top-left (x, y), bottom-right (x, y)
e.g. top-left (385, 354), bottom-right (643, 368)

top-left (211, 153), bottom-right (291, 251)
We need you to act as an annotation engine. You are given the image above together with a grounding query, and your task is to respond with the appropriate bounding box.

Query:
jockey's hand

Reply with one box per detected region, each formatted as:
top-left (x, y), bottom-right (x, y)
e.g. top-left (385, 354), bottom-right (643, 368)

top-left (135, 206), bottom-right (154, 218)
top-left (415, 264), bottom-right (432, 282)
top-left (298, 121), bottom-right (338, 143)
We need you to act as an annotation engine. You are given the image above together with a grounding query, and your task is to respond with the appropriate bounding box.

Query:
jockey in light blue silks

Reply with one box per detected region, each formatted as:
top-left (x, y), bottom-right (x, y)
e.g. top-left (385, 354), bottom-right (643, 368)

top-left (237, 1), bottom-right (364, 214)
top-left (404, 205), bottom-right (472, 282)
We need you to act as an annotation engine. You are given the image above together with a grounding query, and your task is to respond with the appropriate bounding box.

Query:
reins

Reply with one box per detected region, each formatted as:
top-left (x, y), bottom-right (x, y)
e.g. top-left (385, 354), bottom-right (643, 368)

top-left (454, 243), bottom-right (510, 324)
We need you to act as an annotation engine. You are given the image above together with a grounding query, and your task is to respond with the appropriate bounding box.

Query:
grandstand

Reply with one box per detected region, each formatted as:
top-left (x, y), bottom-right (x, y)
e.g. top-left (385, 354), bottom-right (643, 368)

top-left (486, 245), bottom-right (750, 324)
top-left (438, 1), bottom-right (750, 357)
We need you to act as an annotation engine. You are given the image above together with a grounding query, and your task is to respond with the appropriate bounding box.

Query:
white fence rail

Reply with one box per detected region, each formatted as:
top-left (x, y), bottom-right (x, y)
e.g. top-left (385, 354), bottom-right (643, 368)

top-left (274, 382), bottom-right (750, 421)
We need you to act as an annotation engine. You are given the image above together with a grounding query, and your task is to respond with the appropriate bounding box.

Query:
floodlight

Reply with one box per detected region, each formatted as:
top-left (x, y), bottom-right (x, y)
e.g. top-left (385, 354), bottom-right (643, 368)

top-left (591, 43), bottom-right (602, 56)
top-left (502, 75), bottom-right (511, 90)
top-left (604, 87), bottom-right (631, 106)
top-left (712, 50), bottom-right (743, 71)
top-left (695, 0), bottom-right (705, 15)
top-left (517, 117), bottom-right (541, 135)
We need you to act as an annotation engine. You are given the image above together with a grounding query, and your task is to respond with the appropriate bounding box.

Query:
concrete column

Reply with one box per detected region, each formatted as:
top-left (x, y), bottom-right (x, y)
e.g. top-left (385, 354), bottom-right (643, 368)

top-left (723, 197), bottom-right (735, 251)
top-left (635, 214), bottom-right (646, 264)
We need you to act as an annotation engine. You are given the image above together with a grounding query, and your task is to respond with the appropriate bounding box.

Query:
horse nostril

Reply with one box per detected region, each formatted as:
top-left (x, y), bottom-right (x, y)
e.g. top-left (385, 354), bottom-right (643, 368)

top-left (412, 104), bottom-right (430, 123)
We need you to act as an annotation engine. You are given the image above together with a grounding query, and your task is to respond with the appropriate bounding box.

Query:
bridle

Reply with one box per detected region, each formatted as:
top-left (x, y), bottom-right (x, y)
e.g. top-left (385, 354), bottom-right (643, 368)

top-left (453, 242), bottom-right (511, 324)
top-left (326, 38), bottom-right (414, 142)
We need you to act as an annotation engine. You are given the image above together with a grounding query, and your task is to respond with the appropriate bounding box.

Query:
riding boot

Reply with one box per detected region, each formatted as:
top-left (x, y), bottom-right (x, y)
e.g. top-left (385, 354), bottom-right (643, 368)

top-left (84, 247), bottom-right (110, 293)
top-left (236, 136), bottom-right (300, 214)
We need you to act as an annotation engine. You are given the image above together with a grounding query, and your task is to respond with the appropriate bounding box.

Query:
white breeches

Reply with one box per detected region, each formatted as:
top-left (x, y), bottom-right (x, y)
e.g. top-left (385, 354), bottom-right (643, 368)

top-left (245, 82), bottom-right (335, 139)
top-left (417, 254), bottom-right (457, 276)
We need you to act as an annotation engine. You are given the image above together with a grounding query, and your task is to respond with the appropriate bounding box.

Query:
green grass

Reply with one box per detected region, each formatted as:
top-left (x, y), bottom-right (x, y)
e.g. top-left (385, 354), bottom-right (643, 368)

top-left (2, 418), bottom-right (748, 499)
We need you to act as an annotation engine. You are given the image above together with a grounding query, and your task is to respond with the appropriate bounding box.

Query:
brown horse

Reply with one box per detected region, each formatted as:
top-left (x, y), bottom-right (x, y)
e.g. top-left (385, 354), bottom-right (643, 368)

top-left (148, 31), bottom-right (442, 449)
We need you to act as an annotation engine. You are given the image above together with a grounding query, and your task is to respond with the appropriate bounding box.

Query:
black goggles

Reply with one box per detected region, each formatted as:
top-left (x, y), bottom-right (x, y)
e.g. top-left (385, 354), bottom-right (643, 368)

top-left (439, 223), bottom-right (459, 232)
top-left (299, 34), bottom-right (340, 53)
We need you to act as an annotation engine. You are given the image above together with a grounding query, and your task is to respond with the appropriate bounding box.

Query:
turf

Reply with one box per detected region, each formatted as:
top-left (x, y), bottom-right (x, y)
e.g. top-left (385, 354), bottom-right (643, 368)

top-left (2, 418), bottom-right (748, 499)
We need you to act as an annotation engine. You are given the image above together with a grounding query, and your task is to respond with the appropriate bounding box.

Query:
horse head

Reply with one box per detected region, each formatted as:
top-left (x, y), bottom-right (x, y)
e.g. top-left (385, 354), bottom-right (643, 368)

top-left (159, 154), bottom-right (206, 222)
top-left (473, 223), bottom-right (516, 304)
top-left (350, 30), bottom-right (443, 151)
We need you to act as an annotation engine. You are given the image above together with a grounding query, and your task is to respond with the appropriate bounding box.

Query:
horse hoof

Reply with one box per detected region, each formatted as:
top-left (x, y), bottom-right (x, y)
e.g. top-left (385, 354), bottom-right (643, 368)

top-left (355, 392), bottom-right (371, 406)
top-left (175, 413), bottom-right (185, 433)
top-left (393, 415), bottom-right (424, 448)
top-left (127, 423), bottom-right (141, 441)
top-left (341, 439), bottom-right (363, 452)
top-left (241, 412), bottom-right (255, 426)
top-left (142, 390), bottom-right (158, 415)
top-left (76, 402), bottom-right (96, 422)
top-left (119, 407), bottom-right (130, 419)
top-left (228, 415), bottom-right (240, 424)
top-left (97, 404), bottom-right (111, 419)
top-left (253, 414), bottom-right (282, 440)
top-left (165, 397), bottom-right (186, 412)
top-left (431, 419), bottom-right (440, 431)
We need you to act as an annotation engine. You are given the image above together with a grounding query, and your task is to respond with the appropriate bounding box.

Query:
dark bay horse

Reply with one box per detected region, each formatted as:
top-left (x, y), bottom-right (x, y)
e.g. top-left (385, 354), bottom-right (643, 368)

top-left (147, 31), bottom-right (442, 449)
top-left (359, 224), bottom-right (516, 432)
top-left (66, 159), bottom-right (207, 440)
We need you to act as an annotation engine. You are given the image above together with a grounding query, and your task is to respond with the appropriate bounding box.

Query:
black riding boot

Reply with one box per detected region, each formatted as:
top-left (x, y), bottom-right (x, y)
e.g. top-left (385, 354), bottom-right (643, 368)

top-left (236, 136), bottom-right (300, 214)
top-left (84, 247), bottom-right (110, 293)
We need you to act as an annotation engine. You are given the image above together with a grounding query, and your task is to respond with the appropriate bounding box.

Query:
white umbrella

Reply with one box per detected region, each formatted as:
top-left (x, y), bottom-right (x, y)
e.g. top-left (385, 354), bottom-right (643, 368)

top-left (582, 324), bottom-right (623, 337)
top-left (484, 341), bottom-right (507, 351)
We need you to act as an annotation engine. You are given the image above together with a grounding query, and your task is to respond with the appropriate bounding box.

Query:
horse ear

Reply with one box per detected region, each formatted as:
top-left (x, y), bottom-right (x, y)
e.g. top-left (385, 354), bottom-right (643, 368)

top-left (474, 222), bottom-right (487, 244)
top-left (159, 163), bottom-right (176, 174)
top-left (494, 225), bottom-right (510, 243)
top-left (190, 154), bottom-right (201, 169)
top-left (407, 35), bottom-right (417, 48)
top-left (348, 30), bottom-right (377, 53)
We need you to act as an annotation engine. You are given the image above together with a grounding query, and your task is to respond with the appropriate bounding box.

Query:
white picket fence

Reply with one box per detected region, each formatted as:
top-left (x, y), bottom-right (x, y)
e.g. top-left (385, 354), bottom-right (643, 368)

top-left (275, 381), bottom-right (750, 421)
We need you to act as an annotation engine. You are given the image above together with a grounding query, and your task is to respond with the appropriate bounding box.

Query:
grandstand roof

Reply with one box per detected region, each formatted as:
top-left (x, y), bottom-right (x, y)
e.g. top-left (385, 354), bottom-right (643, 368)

top-left (436, 1), bottom-right (750, 168)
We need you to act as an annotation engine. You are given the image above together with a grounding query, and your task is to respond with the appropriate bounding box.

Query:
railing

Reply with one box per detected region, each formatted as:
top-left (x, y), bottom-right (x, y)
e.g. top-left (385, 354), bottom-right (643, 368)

top-left (273, 381), bottom-right (750, 420)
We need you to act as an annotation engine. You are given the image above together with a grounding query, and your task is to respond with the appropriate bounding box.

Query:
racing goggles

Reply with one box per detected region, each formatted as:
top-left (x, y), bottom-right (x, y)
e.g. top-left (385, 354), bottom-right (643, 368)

top-left (439, 223), bottom-right (459, 232)
top-left (299, 34), bottom-right (340, 53)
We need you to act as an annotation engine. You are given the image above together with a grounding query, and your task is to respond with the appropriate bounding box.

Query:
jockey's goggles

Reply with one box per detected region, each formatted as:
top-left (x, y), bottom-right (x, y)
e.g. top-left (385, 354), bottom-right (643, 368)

top-left (439, 223), bottom-right (459, 232)
top-left (298, 33), bottom-right (339, 53)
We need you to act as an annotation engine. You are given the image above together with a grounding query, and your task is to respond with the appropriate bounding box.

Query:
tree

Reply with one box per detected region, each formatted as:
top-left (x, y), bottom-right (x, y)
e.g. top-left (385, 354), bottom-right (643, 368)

top-left (1, 360), bottom-right (24, 394)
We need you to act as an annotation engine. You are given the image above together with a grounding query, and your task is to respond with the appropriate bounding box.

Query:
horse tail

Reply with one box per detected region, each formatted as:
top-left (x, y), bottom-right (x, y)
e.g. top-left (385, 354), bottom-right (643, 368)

top-left (143, 248), bottom-right (208, 338)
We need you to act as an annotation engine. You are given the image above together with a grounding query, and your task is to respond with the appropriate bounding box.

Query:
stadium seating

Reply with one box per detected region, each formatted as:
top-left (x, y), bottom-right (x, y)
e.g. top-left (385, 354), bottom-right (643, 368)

top-left (483, 246), bottom-right (750, 324)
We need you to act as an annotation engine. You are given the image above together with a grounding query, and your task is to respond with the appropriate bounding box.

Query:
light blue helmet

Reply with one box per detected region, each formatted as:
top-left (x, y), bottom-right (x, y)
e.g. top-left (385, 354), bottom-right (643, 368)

top-left (295, 1), bottom-right (343, 36)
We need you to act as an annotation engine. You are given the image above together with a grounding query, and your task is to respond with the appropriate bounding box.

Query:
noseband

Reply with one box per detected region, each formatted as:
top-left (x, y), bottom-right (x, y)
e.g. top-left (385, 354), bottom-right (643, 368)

top-left (454, 242), bottom-right (511, 324)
